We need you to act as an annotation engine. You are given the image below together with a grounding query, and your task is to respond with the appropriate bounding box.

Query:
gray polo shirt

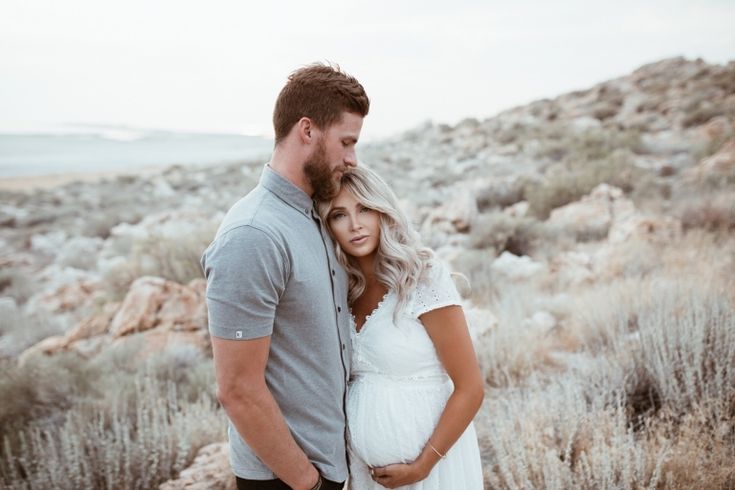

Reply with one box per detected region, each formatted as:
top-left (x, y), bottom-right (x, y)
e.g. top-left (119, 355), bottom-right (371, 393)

top-left (200, 164), bottom-right (351, 482)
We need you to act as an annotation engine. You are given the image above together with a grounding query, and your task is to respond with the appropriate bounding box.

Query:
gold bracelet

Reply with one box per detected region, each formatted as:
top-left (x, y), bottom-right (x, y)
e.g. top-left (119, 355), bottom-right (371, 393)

top-left (428, 441), bottom-right (446, 459)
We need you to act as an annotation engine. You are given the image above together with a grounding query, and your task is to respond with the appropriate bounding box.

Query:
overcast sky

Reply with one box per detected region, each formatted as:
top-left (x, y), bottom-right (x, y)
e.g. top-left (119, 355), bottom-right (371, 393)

top-left (1, 0), bottom-right (733, 141)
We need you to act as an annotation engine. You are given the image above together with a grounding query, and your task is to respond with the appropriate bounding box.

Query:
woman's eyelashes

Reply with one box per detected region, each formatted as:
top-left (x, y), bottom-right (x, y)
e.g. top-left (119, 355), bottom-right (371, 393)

top-left (329, 205), bottom-right (372, 221)
top-left (329, 211), bottom-right (346, 221)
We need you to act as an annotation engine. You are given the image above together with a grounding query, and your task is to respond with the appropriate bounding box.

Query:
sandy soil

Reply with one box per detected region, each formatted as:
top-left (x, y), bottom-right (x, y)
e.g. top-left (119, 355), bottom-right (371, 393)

top-left (0, 167), bottom-right (163, 191)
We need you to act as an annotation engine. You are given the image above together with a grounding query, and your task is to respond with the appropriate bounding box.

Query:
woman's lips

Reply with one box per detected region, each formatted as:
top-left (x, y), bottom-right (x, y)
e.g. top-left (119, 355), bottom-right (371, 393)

top-left (350, 235), bottom-right (368, 244)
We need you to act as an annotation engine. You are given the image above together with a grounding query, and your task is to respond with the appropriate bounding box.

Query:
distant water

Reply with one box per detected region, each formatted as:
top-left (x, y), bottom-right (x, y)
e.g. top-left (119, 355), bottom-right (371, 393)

top-left (0, 130), bottom-right (274, 178)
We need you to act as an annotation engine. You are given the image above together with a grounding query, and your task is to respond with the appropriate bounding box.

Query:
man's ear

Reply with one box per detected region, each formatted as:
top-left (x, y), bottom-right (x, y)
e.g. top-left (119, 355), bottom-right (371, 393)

top-left (297, 117), bottom-right (314, 144)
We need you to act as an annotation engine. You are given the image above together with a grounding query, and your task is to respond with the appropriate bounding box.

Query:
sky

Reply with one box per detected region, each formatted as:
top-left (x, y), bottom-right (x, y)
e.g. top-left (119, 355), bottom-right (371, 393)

top-left (1, 0), bottom-right (734, 141)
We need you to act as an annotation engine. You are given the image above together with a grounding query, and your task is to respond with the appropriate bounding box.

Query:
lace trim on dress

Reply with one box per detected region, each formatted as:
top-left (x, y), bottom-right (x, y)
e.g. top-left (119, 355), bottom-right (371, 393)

top-left (411, 262), bottom-right (462, 318)
top-left (351, 290), bottom-right (392, 334)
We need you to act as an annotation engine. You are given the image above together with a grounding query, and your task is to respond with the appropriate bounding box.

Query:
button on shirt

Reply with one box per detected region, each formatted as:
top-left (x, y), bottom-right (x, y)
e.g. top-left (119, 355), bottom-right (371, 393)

top-left (200, 164), bottom-right (351, 482)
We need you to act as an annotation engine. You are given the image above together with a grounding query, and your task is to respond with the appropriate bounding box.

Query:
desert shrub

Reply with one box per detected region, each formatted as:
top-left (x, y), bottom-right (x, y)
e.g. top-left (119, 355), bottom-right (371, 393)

top-left (477, 370), bottom-right (668, 490)
top-left (626, 279), bottom-right (735, 417)
top-left (534, 126), bottom-right (642, 163)
top-left (0, 353), bottom-right (92, 440)
top-left (523, 125), bottom-right (648, 219)
top-left (0, 374), bottom-right (222, 490)
top-left (451, 249), bottom-right (497, 305)
top-left (471, 279), bottom-right (581, 388)
top-left (101, 218), bottom-right (218, 300)
top-left (0, 268), bottom-right (35, 305)
top-left (0, 345), bottom-right (224, 489)
top-left (526, 149), bottom-right (645, 220)
top-left (475, 178), bottom-right (526, 211)
top-left (681, 103), bottom-right (725, 128)
top-left (469, 211), bottom-right (544, 256)
top-left (0, 302), bottom-right (63, 359)
top-left (675, 191), bottom-right (735, 233)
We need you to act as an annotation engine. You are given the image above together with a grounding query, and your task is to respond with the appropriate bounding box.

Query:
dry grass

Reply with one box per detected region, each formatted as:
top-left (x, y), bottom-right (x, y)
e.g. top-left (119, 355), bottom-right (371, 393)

top-left (0, 301), bottom-right (63, 359)
top-left (474, 231), bottom-right (735, 488)
top-left (675, 190), bottom-right (735, 233)
top-left (0, 343), bottom-right (225, 489)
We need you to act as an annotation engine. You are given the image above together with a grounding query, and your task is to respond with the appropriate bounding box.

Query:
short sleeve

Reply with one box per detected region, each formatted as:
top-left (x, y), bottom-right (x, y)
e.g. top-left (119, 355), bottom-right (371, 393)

top-left (200, 225), bottom-right (288, 340)
top-left (411, 260), bottom-right (462, 318)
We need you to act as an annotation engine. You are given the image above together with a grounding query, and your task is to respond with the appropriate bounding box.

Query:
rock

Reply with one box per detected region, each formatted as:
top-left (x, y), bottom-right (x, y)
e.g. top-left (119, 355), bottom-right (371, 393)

top-left (688, 139), bottom-right (735, 179)
top-left (17, 335), bottom-right (67, 365)
top-left (113, 326), bottom-right (210, 359)
top-left (524, 311), bottom-right (557, 331)
top-left (421, 189), bottom-right (478, 235)
top-left (64, 302), bottom-right (119, 343)
top-left (32, 278), bottom-right (106, 315)
top-left (608, 214), bottom-right (683, 245)
top-left (549, 251), bottom-right (595, 288)
top-left (547, 184), bottom-right (634, 239)
top-left (18, 277), bottom-right (210, 362)
top-left (700, 116), bottom-right (734, 145)
top-left (17, 302), bottom-right (118, 363)
top-left (464, 306), bottom-right (498, 344)
top-left (503, 201), bottom-right (529, 218)
top-left (30, 230), bottom-right (68, 256)
top-left (570, 116), bottom-right (601, 132)
top-left (639, 130), bottom-right (699, 155)
top-left (109, 276), bottom-right (206, 337)
top-left (55, 236), bottom-right (104, 270)
top-left (152, 178), bottom-right (176, 198)
top-left (490, 252), bottom-right (544, 281)
top-left (159, 442), bottom-right (233, 490)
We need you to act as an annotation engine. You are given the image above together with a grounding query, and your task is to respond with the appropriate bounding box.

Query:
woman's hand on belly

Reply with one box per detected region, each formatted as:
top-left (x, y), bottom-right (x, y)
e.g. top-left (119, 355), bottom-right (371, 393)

top-left (369, 459), bottom-right (430, 489)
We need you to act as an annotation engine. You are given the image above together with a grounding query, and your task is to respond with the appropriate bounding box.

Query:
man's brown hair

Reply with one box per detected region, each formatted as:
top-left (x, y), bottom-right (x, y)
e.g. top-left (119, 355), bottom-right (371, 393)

top-left (273, 63), bottom-right (370, 145)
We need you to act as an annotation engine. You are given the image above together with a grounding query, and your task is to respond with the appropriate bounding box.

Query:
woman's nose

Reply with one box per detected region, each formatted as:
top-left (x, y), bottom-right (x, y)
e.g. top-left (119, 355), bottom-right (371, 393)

top-left (349, 214), bottom-right (362, 230)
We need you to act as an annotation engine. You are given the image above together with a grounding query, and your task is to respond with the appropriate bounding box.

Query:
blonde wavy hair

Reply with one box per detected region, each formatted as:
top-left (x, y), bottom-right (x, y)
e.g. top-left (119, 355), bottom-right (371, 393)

top-left (317, 165), bottom-right (434, 321)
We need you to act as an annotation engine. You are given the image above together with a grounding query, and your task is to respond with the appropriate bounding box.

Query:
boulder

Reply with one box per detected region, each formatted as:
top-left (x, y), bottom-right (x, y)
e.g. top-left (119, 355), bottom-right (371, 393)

top-left (17, 335), bottom-right (67, 365)
top-left (491, 252), bottom-right (544, 281)
top-left (421, 189), bottom-right (478, 235)
top-left (159, 442), bottom-right (233, 490)
top-left (549, 251), bottom-right (595, 288)
top-left (688, 139), bottom-right (735, 179)
top-left (464, 306), bottom-right (498, 344)
top-left (109, 277), bottom-right (206, 337)
top-left (524, 311), bottom-right (557, 331)
top-left (608, 214), bottom-right (682, 245)
top-left (55, 236), bottom-right (104, 270)
top-left (548, 184), bottom-right (635, 239)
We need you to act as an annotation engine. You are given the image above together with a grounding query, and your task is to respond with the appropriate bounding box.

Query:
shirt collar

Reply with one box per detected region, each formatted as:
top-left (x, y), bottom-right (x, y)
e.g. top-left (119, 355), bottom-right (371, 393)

top-left (259, 164), bottom-right (316, 218)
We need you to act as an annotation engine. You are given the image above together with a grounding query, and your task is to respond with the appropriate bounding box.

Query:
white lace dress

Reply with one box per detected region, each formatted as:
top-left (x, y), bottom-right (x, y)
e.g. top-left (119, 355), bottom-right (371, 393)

top-left (346, 262), bottom-right (484, 490)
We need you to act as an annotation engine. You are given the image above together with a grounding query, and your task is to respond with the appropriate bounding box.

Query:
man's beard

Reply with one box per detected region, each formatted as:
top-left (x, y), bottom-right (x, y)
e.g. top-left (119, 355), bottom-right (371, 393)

top-left (304, 140), bottom-right (340, 201)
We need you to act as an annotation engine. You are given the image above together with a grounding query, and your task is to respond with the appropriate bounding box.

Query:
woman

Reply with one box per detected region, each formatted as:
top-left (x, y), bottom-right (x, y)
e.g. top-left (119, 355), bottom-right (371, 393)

top-left (318, 166), bottom-right (485, 489)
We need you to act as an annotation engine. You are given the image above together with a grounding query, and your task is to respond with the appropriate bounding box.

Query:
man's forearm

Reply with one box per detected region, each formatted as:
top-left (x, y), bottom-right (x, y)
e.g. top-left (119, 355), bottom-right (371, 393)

top-left (221, 384), bottom-right (319, 489)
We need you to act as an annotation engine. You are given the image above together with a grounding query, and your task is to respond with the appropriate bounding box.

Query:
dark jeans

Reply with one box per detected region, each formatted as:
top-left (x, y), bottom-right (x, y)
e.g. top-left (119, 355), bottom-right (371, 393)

top-left (235, 476), bottom-right (344, 490)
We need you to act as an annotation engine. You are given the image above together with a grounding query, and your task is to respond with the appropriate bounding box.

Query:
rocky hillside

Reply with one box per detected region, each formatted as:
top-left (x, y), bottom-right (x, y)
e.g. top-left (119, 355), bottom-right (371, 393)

top-left (1, 57), bottom-right (734, 489)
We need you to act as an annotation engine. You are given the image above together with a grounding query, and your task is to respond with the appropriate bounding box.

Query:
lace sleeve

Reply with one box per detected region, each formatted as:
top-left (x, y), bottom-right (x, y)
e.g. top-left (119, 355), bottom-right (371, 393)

top-left (411, 260), bottom-right (462, 318)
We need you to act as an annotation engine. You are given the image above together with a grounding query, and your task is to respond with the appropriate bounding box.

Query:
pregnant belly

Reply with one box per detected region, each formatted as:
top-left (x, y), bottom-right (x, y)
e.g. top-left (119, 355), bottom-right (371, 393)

top-left (346, 374), bottom-right (452, 468)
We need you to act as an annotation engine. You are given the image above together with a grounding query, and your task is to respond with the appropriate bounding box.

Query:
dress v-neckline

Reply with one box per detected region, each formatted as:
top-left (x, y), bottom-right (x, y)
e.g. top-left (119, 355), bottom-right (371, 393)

top-left (352, 291), bottom-right (392, 334)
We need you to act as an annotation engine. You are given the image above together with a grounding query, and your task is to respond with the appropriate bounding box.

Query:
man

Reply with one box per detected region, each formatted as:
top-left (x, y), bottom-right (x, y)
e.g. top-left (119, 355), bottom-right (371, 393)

top-left (201, 63), bottom-right (369, 490)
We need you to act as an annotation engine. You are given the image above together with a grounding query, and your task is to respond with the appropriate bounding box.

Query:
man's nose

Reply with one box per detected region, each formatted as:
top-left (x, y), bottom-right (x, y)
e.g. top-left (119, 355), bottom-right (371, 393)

top-left (344, 149), bottom-right (357, 167)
